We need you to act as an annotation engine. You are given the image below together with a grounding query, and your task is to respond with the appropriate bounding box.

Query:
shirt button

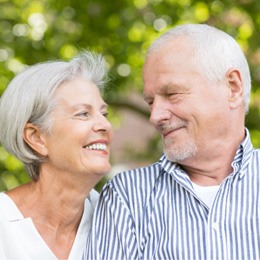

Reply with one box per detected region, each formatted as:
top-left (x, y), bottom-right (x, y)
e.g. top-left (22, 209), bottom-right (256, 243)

top-left (212, 223), bottom-right (218, 230)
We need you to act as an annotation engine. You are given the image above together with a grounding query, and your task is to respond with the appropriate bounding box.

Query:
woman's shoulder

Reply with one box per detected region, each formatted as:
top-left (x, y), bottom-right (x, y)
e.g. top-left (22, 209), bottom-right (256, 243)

top-left (0, 192), bottom-right (13, 208)
top-left (87, 189), bottom-right (99, 208)
top-left (0, 192), bottom-right (23, 221)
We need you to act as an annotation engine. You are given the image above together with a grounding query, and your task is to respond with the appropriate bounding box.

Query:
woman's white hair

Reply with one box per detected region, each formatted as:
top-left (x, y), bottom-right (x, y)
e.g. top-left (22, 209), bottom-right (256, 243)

top-left (147, 23), bottom-right (251, 112)
top-left (0, 51), bottom-right (107, 180)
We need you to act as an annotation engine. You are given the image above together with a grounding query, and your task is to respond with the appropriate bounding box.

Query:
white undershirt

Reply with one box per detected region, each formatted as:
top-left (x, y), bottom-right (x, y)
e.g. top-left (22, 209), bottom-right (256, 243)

top-left (192, 182), bottom-right (220, 209)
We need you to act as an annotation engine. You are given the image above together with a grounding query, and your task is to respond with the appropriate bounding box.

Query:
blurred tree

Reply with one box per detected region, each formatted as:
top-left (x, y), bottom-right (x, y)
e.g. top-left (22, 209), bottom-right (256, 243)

top-left (0, 0), bottom-right (259, 191)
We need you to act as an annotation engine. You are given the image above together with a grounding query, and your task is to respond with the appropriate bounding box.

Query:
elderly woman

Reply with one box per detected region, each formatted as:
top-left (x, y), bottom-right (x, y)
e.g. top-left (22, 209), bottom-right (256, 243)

top-left (0, 51), bottom-right (113, 259)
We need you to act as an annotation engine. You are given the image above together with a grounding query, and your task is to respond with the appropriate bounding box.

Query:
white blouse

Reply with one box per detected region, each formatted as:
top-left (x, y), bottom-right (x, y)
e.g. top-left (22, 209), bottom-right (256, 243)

top-left (0, 190), bottom-right (99, 259)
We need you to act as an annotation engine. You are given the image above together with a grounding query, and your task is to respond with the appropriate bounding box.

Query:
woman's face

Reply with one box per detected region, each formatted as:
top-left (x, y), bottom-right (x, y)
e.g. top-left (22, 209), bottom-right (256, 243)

top-left (42, 78), bottom-right (113, 179)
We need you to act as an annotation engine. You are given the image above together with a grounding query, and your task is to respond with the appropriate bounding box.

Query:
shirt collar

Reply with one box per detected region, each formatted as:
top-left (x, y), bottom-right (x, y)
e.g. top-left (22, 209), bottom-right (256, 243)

top-left (233, 128), bottom-right (253, 178)
top-left (159, 155), bottom-right (192, 190)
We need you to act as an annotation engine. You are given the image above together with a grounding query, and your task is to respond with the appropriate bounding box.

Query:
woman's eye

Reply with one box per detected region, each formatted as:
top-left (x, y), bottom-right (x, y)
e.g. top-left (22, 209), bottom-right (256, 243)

top-left (102, 112), bottom-right (109, 118)
top-left (76, 111), bottom-right (89, 117)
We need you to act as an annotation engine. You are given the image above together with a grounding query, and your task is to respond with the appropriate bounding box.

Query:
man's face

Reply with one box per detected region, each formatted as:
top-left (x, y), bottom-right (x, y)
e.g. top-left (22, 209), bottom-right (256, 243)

top-left (143, 38), bottom-right (231, 164)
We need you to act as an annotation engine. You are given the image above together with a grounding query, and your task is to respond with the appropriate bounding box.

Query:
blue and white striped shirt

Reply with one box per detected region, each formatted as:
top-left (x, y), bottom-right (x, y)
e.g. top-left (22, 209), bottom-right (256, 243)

top-left (85, 130), bottom-right (260, 260)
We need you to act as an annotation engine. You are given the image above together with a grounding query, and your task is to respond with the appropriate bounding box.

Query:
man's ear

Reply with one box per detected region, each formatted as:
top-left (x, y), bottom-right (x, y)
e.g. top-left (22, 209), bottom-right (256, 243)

top-left (23, 123), bottom-right (48, 156)
top-left (226, 68), bottom-right (244, 109)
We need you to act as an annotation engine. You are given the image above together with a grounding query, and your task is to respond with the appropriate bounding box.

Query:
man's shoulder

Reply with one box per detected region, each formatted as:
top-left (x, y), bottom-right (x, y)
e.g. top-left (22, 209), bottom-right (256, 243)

top-left (100, 160), bottom-right (168, 207)
top-left (249, 147), bottom-right (260, 160)
top-left (114, 161), bottom-right (161, 181)
top-left (105, 160), bottom-right (165, 196)
top-left (251, 147), bottom-right (260, 163)
top-left (252, 147), bottom-right (260, 153)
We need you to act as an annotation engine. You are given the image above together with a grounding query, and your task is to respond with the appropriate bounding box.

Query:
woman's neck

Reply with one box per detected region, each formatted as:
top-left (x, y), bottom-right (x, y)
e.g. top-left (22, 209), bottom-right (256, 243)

top-left (6, 167), bottom-right (96, 259)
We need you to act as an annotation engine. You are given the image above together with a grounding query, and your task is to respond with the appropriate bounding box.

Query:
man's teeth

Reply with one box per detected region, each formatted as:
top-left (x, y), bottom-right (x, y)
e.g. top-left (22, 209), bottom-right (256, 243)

top-left (85, 143), bottom-right (107, 151)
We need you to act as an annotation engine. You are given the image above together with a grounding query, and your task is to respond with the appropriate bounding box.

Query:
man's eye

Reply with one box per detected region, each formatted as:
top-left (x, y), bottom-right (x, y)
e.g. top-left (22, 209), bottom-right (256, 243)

top-left (145, 99), bottom-right (153, 106)
top-left (168, 93), bottom-right (177, 97)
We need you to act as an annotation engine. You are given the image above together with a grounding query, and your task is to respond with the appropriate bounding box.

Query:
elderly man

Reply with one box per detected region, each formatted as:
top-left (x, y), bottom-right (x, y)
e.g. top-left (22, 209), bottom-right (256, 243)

top-left (85, 24), bottom-right (260, 260)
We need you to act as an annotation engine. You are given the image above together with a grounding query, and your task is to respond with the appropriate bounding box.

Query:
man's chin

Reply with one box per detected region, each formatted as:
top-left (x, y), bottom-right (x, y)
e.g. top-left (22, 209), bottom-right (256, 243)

top-left (164, 144), bottom-right (197, 163)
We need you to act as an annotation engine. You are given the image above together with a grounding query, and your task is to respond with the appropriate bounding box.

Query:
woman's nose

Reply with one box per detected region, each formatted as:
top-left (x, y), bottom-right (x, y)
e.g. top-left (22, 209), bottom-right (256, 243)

top-left (93, 113), bottom-right (112, 133)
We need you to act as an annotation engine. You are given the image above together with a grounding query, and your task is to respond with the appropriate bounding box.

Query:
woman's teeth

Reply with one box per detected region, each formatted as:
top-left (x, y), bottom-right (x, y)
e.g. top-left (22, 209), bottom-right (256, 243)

top-left (85, 143), bottom-right (107, 151)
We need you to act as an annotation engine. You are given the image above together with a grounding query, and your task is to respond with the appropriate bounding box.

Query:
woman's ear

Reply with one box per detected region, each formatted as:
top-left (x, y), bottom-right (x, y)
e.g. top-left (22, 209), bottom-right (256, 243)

top-left (23, 123), bottom-right (48, 156)
top-left (226, 68), bottom-right (244, 109)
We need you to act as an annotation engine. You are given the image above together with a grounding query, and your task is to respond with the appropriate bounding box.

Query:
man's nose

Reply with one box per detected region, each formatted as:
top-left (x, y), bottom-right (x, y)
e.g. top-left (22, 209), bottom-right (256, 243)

top-left (149, 99), bottom-right (172, 126)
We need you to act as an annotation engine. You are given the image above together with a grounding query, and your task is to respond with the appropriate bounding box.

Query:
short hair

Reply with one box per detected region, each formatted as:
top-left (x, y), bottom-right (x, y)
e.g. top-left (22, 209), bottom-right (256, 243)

top-left (0, 51), bottom-right (107, 180)
top-left (147, 23), bottom-right (251, 112)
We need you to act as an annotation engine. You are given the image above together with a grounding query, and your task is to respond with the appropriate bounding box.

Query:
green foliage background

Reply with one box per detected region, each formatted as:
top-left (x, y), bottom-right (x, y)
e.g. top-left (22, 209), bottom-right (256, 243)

top-left (0, 0), bottom-right (259, 192)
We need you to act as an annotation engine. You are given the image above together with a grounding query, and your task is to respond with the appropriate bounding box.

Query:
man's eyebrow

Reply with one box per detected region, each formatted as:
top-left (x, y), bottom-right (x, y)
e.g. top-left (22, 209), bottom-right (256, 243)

top-left (142, 81), bottom-right (190, 101)
top-left (160, 83), bottom-right (189, 92)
